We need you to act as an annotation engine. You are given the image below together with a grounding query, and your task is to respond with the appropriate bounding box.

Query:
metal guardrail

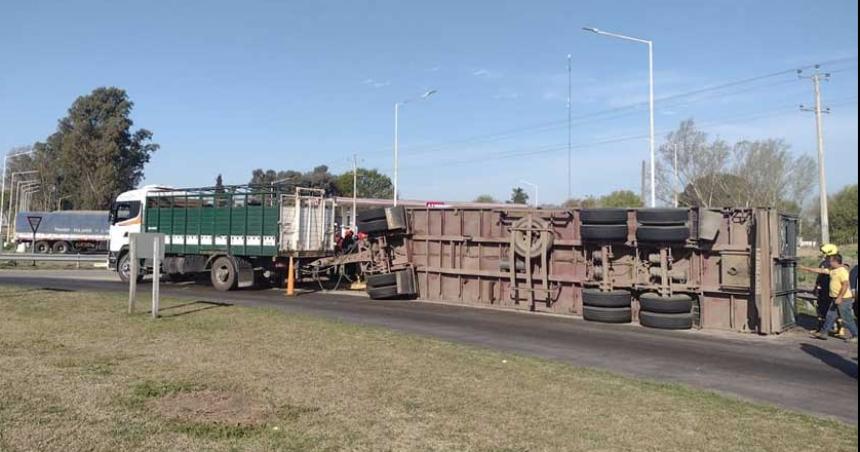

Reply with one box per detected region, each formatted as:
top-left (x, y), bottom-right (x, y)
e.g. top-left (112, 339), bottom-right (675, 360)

top-left (0, 253), bottom-right (108, 263)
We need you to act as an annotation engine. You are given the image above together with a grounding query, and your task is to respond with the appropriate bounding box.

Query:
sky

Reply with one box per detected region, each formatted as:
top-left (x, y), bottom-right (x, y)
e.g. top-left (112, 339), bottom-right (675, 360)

top-left (1, 0), bottom-right (857, 204)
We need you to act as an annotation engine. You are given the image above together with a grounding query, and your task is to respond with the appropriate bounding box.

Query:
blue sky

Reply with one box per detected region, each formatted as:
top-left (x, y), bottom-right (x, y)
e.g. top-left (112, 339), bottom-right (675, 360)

top-left (1, 0), bottom-right (857, 204)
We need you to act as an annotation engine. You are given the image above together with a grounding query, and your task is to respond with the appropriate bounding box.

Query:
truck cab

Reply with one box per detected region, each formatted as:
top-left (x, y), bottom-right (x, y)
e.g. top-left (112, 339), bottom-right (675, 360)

top-left (108, 185), bottom-right (171, 280)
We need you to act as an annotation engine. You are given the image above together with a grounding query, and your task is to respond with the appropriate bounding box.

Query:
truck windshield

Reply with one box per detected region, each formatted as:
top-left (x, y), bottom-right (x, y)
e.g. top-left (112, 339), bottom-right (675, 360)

top-left (111, 201), bottom-right (141, 224)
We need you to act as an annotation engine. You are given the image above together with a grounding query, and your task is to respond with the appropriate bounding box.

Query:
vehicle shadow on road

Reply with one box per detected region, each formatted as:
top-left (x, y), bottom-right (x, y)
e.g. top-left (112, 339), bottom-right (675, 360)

top-left (800, 343), bottom-right (858, 379)
top-left (149, 300), bottom-right (233, 318)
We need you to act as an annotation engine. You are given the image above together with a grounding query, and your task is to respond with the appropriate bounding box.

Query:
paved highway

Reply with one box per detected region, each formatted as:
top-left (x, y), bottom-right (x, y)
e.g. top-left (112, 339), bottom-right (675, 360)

top-left (1, 269), bottom-right (857, 424)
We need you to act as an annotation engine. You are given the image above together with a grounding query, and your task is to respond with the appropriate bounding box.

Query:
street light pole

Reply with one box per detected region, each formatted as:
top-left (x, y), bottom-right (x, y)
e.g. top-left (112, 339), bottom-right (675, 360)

top-left (519, 180), bottom-right (539, 207)
top-left (583, 27), bottom-right (656, 207)
top-left (393, 89), bottom-right (437, 206)
top-left (5, 171), bottom-right (38, 244)
top-left (1, 150), bottom-right (36, 245)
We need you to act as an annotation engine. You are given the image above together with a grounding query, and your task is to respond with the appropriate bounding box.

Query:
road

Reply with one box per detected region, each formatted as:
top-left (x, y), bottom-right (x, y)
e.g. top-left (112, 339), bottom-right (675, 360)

top-left (1, 269), bottom-right (857, 424)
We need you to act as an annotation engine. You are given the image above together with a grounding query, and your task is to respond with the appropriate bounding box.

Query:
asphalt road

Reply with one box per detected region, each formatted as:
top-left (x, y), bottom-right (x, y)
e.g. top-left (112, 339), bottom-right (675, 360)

top-left (1, 269), bottom-right (857, 424)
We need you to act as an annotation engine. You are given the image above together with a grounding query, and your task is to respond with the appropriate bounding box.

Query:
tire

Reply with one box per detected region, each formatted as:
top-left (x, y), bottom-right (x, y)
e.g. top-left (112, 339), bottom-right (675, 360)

top-left (367, 285), bottom-right (399, 300)
top-left (358, 219), bottom-right (390, 234)
top-left (583, 306), bottom-right (632, 323)
top-left (580, 208), bottom-right (628, 225)
top-left (581, 224), bottom-right (628, 242)
top-left (117, 252), bottom-right (143, 284)
top-left (638, 293), bottom-right (694, 314)
top-left (33, 241), bottom-right (51, 254)
top-left (636, 225), bottom-right (689, 242)
top-left (637, 208), bottom-right (689, 225)
top-left (52, 241), bottom-right (71, 254)
top-left (357, 207), bottom-right (387, 222)
top-left (210, 256), bottom-right (238, 292)
top-left (366, 272), bottom-right (397, 288)
top-left (582, 289), bottom-right (631, 308)
top-left (639, 311), bottom-right (693, 330)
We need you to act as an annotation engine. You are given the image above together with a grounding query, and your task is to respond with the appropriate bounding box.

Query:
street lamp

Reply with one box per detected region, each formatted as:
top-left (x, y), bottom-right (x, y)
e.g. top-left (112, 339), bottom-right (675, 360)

top-left (394, 89), bottom-right (437, 206)
top-left (1, 150), bottom-right (36, 243)
top-left (5, 171), bottom-right (38, 244)
top-left (583, 26), bottom-right (656, 207)
top-left (519, 180), bottom-right (539, 207)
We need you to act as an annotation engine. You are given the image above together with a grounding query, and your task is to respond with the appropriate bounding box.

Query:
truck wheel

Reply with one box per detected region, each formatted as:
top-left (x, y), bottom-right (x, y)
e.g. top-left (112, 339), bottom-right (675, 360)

top-left (33, 241), bottom-right (51, 254)
top-left (638, 293), bottom-right (694, 314)
top-left (210, 256), bottom-right (238, 292)
top-left (639, 311), bottom-right (693, 330)
top-left (636, 208), bottom-right (689, 225)
top-left (117, 253), bottom-right (143, 284)
top-left (367, 286), bottom-right (399, 299)
top-left (636, 225), bottom-right (689, 243)
top-left (366, 272), bottom-right (397, 288)
top-left (52, 241), bottom-right (71, 254)
top-left (580, 224), bottom-right (628, 241)
top-left (582, 289), bottom-right (631, 308)
top-left (582, 306), bottom-right (632, 323)
top-left (580, 208), bottom-right (628, 225)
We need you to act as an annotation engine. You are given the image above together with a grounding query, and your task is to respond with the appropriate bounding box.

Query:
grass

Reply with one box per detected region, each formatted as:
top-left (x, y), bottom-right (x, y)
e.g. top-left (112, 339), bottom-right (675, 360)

top-left (0, 286), bottom-right (857, 452)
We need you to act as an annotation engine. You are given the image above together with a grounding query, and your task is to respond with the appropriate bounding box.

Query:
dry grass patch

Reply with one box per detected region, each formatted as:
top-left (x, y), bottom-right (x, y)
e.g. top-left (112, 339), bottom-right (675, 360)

top-left (0, 284), bottom-right (856, 452)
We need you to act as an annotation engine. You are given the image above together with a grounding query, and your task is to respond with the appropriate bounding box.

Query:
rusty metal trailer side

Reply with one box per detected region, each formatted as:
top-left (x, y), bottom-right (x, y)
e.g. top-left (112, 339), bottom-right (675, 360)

top-left (365, 206), bottom-right (797, 335)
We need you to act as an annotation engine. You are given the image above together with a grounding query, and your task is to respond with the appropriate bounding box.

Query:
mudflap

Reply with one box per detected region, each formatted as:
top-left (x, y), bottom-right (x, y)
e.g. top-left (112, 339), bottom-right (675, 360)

top-left (236, 257), bottom-right (255, 289)
top-left (395, 268), bottom-right (417, 297)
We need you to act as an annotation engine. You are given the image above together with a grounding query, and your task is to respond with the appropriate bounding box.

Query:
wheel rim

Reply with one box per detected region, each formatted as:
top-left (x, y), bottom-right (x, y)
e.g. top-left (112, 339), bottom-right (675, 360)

top-left (215, 264), bottom-right (231, 283)
top-left (120, 258), bottom-right (131, 280)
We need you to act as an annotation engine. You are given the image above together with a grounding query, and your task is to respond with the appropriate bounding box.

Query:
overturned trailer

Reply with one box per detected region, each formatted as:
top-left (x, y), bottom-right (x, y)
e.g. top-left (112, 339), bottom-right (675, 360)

top-left (361, 206), bottom-right (798, 335)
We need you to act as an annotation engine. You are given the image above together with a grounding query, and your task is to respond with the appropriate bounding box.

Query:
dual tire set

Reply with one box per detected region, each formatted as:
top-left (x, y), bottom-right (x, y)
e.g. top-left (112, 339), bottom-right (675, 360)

top-left (356, 206), bottom-right (407, 235)
top-left (365, 268), bottom-right (418, 300)
top-left (582, 289), bottom-right (695, 330)
top-left (579, 208), bottom-right (690, 242)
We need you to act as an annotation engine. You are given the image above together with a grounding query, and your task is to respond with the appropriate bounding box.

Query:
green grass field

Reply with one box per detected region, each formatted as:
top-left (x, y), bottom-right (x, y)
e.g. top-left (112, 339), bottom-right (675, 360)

top-left (0, 286), bottom-right (856, 451)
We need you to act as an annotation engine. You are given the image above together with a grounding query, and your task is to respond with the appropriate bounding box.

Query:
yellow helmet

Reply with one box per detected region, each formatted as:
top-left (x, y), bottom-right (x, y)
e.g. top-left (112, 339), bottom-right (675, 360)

top-left (820, 243), bottom-right (839, 256)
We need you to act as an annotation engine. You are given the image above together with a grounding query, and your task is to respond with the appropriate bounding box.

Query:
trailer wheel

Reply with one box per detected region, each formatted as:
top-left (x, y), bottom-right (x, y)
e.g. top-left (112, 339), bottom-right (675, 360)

top-left (580, 208), bottom-right (628, 225)
top-left (638, 293), bottom-right (694, 314)
top-left (210, 256), bottom-right (238, 292)
top-left (33, 241), bottom-right (51, 254)
top-left (52, 241), bottom-right (71, 254)
top-left (366, 272), bottom-right (397, 288)
top-left (636, 225), bottom-right (689, 243)
top-left (639, 311), bottom-right (693, 330)
top-left (582, 306), bottom-right (632, 323)
top-left (117, 252), bottom-right (143, 284)
top-left (582, 289), bottom-right (631, 308)
top-left (358, 219), bottom-right (390, 234)
top-left (636, 208), bottom-right (689, 225)
top-left (580, 224), bottom-right (628, 241)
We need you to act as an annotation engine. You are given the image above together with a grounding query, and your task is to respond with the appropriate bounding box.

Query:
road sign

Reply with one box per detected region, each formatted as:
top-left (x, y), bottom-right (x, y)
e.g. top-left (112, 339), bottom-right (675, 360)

top-left (26, 215), bottom-right (42, 233)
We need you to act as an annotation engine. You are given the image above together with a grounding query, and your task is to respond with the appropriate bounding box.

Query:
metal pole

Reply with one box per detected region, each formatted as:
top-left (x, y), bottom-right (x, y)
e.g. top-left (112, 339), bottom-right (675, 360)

top-left (6, 171), bottom-right (37, 244)
top-left (673, 143), bottom-right (679, 208)
top-left (648, 41), bottom-right (656, 207)
top-left (812, 74), bottom-right (830, 244)
top-left (352, 154), bottom-right (358, 228)
top-left (393, 102), bottom-right (400, 206)
top-left (567, 54), bottom-right (573, 200)
top-left (1, 155), bottom-right (7, 245)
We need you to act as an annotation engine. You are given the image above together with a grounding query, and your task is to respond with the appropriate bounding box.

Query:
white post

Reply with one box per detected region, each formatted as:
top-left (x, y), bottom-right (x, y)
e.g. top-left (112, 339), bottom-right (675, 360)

top-left (567, 54), bottom-right (573, 200)
top-left (152, 238), bottom-right (160, 319)
top-left (648, 40), bottom-right (656, 208)
top-left (128, 238), bottom-right (137, 314)
top-left (1, 155), bottom-right (6, 245)
top-left (812, 74), bottom-right (830, 245)
top-left (393, 102), bottom-right (400, 206)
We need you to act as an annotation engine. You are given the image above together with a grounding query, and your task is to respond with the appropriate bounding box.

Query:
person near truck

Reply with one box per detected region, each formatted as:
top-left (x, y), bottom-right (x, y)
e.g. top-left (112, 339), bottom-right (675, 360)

top-left (800, 253), bottom-right (858, 343)
top-left (813, 244), bottom-right (839, 332)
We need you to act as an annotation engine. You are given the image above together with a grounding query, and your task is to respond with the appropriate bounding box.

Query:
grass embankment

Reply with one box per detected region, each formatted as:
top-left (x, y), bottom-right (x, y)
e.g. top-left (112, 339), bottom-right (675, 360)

top-left (0, 286), bottom-right (856, 451)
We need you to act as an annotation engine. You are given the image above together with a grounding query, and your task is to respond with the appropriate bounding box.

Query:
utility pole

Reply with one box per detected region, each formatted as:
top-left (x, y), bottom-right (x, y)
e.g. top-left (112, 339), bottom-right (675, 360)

top-left (673, 143), bottom-right (680, 208)
top-left (567, 54), bottom-right (573, 200)
top-left (352, 154), bottom-right (358, 228)
top-left (640, 160), bottom-right (647, 206)
top-left (799, 66), bottom-right (832, 244)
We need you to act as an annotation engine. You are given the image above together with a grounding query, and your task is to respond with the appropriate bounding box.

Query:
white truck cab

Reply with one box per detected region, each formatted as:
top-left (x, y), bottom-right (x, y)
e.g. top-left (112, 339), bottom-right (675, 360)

top-left (108, 185), bottom-right (172, 279)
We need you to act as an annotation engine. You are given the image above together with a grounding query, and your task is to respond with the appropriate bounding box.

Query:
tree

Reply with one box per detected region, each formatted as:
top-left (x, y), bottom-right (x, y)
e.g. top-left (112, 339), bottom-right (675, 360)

top-left (656, 119), bottom-right (815, 208)
top-left (562, 197), bottom-right (599, 208)
top-left (829, 184), bottom-right (858, 244)
top-left (473, 194), bottom-right (497, 203)
top-left (509, 187), bottom-right (529, 205)
top-left (600, 190), bottom-right (643, 208)
top-left (250, 165), bottom-right (337, 195)
top-left (334, 168), bottom-right (393, 198)
top-left (29, 87), bottom-right (158, 210)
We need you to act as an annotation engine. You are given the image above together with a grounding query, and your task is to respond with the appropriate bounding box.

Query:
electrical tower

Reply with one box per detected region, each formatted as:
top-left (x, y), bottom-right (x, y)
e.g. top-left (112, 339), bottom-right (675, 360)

top-left (798, 65), bottom-right (832, 245)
